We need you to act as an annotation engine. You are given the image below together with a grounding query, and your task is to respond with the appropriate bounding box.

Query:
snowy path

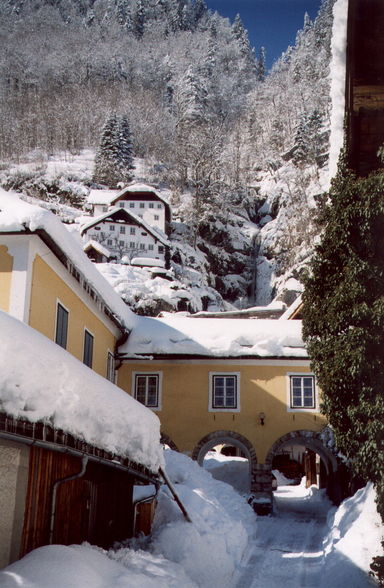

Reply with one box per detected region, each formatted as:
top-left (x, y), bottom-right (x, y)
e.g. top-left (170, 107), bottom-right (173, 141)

top-left (233, 484), bottom-right (330, 588)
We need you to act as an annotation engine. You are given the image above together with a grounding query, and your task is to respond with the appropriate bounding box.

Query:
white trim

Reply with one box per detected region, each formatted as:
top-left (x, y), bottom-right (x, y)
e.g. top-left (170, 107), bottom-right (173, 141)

top-left (1, 236), bottom-right (34, 322)
top-left (131, 371), bottom-right (163, 411)
top-left (106, 349), bottom-right (115, 383)
top-left (209, 371), bottom-right (240, 413)
top-left (286, 372), bottom-right (320, 413)
top-left (122, 358), bottom-right (310, 366)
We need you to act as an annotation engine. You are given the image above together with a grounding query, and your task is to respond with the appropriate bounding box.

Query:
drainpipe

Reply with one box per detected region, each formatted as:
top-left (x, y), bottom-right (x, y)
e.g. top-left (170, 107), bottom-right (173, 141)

top-left (49, 455), bottom-right (88, 544)
top-left (133, 481), bottom-right (161, 535)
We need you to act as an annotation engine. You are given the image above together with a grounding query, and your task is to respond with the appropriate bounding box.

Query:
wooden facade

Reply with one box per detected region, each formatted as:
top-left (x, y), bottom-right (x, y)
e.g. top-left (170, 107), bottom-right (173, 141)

top-left (20, 447), bottom-right (135, 556)
top-left (346, 0), bottom-right (384, 174)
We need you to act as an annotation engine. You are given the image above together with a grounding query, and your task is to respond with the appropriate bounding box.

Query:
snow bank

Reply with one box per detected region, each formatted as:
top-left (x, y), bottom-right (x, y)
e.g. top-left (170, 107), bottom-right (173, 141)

top-left (151, 450), bottom-right (254, 587)
top-left (0, 450), bottom-right (253, 587)
top-left (0, 189), bottom-right (135, 330)
top-left (0, 543), bottom-right (197, 588)
top-left (0, 310), bottom-right (163, 472)
top-left (121, 314), bottom-right (307, 358)
top-left (321, 483), bottom-right (383, 587)
top-left (328, 0), bottom-right (348, 183)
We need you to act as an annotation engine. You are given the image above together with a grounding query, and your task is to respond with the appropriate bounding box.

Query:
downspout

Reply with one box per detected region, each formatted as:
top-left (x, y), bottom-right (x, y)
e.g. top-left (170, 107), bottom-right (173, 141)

top-left (49, 455), bottom-right (88, 544)
top-left (133, 481), bottom-right (161, 535)
top-left (114, 330), bottom-right (130, 372)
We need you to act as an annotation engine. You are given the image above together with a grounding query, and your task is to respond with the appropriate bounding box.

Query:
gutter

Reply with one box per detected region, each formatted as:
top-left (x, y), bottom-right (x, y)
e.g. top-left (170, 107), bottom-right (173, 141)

top-left (49, 456), bottom-right (88, 544)
top-left (0, 430), bottom-right (158, 485)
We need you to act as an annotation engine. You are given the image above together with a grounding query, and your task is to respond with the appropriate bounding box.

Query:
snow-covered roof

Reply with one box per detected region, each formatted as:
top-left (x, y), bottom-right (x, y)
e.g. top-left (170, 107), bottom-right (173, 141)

top-left (120, 314), bottom-right (307, 358)
top-left (131, 257), bottom-right (165, 268)
top-left (0, 310), bottom-right (163, 472)
top-left (83, 239), bottom-right (112, 258)
top-left (113, 182), bottom-right (170, 207)
top-left (87, 189), bottom-right (119, 205)
top-left (80, 207), bottom-right (169, 246)
top-left (0, 190), bottom-right (135, 330)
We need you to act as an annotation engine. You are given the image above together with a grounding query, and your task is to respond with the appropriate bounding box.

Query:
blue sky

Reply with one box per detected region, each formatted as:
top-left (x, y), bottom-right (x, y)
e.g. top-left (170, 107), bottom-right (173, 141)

top-left (205, 0), bottom-right (323, 69)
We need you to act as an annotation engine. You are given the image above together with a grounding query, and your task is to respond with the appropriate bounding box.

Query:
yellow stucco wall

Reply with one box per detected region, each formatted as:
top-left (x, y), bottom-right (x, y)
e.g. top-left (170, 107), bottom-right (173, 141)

top-left (28, 255), bottom-right (117, 378)
top-left (118, 361), bottom-right (327, 464)
top-left (0, 245), bottom-right (13, 313)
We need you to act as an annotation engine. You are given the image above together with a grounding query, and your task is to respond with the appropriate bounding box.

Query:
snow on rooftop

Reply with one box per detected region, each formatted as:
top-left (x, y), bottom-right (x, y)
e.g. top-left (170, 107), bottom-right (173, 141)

top-left (0, 189), bottom-right (135, 330)
top-left (121, 314), bottom-right (307, 358)
top-left (83, 239), bottom-right (112, 258)
top-left (80, 206), bottom-right (169, 246)
top-left (0, 310), bottom-right (163, 472)
top-left (328, 0), bottom-right (348, 184)
top-left (87, 189), bottom-right (119, 205)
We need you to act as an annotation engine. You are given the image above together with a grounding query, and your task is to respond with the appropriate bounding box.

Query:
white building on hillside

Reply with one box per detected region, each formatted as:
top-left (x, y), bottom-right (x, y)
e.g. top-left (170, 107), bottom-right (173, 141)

top-left (87, 183), bottom-right (171, 236)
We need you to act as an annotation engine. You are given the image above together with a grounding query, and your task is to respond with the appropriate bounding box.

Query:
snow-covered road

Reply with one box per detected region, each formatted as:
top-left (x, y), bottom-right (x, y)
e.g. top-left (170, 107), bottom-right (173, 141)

top-left (235, 486), bottom-right (330, 588)
top-left (234, 484), bottom-right (330, 588)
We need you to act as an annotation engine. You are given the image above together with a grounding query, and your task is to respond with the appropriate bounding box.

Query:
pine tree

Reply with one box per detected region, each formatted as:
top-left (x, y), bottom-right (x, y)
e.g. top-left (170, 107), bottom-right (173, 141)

top-left (93, 114), bottom-right (135, 188)
top-left (256, 47), bottom-right (266, 81)
top-left (302, 164), bottom-right (384, 521)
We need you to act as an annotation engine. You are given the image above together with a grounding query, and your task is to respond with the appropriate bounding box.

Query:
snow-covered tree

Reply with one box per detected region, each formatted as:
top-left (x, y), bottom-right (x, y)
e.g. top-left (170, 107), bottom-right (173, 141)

top-left (93, 114), bottom-right (135, 187)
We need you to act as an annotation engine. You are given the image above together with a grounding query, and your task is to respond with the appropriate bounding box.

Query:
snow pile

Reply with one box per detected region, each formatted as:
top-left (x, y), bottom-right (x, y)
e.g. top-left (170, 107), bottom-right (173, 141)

top-left (0, 543), bottom-right (197, 588)
top-left (321, 483), bottom-right (383, 588)
top-left (0, 310), bottom-right (163, 472)
top-left (0, 450), bottom-right (253, 587)
top-left (151, 450), bottom-right (254, 587)
top-left (0, 189), bottom-right (135, 330)
top-left (328, 0), bottom-right (348, 182)
top-left (121, 314), bottom-right (307, 358)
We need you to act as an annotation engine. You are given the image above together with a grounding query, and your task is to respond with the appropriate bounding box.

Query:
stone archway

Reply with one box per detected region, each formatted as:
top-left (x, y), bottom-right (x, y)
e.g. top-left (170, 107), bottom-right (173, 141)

top-left (192, 430), bottom-right (258, 493)
top-left (265, 429), bottom-right (341, 504)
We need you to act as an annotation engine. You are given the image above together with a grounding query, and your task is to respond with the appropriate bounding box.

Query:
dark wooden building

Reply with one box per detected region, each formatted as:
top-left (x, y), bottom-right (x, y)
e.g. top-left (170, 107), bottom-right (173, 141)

top-left (346, 0), bottom-right (384, 175)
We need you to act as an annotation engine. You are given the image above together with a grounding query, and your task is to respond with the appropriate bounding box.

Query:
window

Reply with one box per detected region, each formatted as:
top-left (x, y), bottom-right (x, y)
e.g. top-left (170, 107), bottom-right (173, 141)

top-left (139, 202), bottom-right (145, 209)
top-left (119, 240), bottom-right (124, 246)
top-left (102, 206), bottom-right (108, 212)
top-left (157, 203), bottom-right (162, 209)
top-left (209, 373), bottom-right (240, 412)
top-left (83, 330), bottom-right (94, 368)
top-left (110, 225), bottom-right (115, 231)
top-left (154, 215), bottom-right (160, 221)
top-left (149, 202), bottom-right (154, 208)
top-left (133, 373), bottom-right (162, 409)
top-left (107, 239), bottom-right (113, 246)
top-left (107, 351), bottom-right (115, 383)
top-left (120, 226), bottom-right (126, 234)
top-left (129, 242), bottom-right (135, 248)
top-left (129, 202), bottom-right (135, 208)
top-left (119, 201), bottom-right (125, 208)
top-left (130, 227), bottom-right (136, 235)
top-left (139, 243), bottom-right (145, 250)
top-left (55, 302), bottom-right (68, 349)
top-left (288, 374), bottom-right (316, 410)
top-left (148, 244), bottom-right (154, 251)
top-left (158, 245), bottom-right (164, 253)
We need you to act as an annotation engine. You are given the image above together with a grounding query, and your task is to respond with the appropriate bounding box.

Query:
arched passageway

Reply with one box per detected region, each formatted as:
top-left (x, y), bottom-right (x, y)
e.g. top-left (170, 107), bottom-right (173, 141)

top-left (265, 429), bottom-right (342, 505)
top-left (192, 430), bottom-right (258, 494)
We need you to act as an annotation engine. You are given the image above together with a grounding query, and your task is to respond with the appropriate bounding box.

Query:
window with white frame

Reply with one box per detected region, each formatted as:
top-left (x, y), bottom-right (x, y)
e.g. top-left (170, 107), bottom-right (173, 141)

top-left (133, 373), bottom-right (161, 409)
top-left (106, 351), bottom-right (115, 383)
top-left (107, 239), bottom-right (113, 246)
top-left (129, 241), bottom-right (135, 248)
top-left (119, 201), bottom-right (125, 208)
top-left (55, 302), bottom-right (68, 349)
top-left (154, 215), bottom-right (160, 220)
top-left (120, 226), bottom-right (126, 234)
top-left (140, 202), bottom-right (145, 209)
top-left (149, 202), bottom-right (154, 208)
top-left (130, 202), bottom-right (135, 208)
top-left (288, 374), bottom-right (316, 410)
top-left (110, 225), bottom-right (115, 231)
top-left (119, 240), bottom-right (124, 246)
top-left (209, 373), bottom-right (240, 411)
top-left (83, 329), bottom-right (94, 368)
top-left (139, 243), bottom-right (145, 250)
top-left (130, 227), bottom-right (136, 235)
top-left (148, 244), bottom-right (154, 251)
top-left (157, 203), bottom-right (162, 209)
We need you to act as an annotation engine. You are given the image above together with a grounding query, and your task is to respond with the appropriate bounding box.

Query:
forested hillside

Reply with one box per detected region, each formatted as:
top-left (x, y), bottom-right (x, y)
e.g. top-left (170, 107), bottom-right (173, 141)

top-left (0, 0), bottom-right (336, 313)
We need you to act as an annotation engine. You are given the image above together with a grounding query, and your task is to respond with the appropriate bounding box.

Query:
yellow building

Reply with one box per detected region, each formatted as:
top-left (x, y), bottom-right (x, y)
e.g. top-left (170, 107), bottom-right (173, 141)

top-left (116, 314), bottom-right (340, 513)
top-left (0, 192), bottom-right (134, 380)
